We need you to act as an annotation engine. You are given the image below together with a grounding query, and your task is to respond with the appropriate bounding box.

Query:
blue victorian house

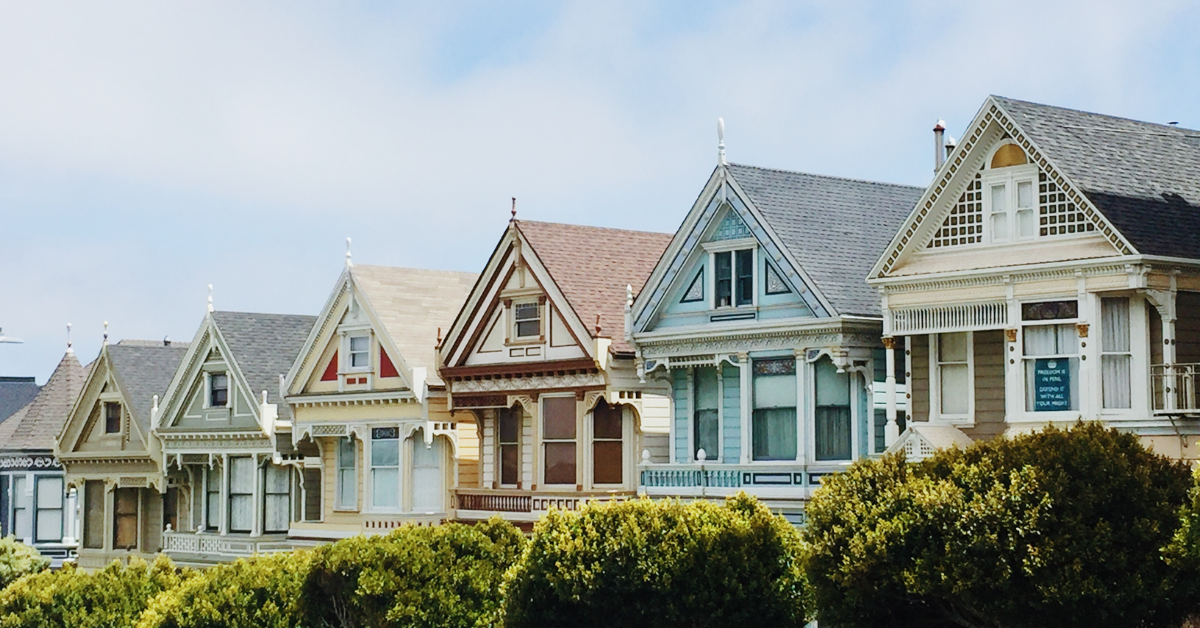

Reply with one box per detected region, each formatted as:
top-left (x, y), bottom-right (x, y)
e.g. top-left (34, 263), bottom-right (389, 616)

top-left (628, 130), bottom-right (922, 522)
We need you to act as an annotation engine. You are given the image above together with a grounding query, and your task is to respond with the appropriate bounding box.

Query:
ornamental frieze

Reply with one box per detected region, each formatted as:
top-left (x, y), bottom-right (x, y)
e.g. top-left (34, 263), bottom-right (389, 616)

top-left (638, 331), bottom-right (880, 359)
top-left (452, 372), bottom-right (606, 393)
top-left (0, 455), bottom-right (62, 471)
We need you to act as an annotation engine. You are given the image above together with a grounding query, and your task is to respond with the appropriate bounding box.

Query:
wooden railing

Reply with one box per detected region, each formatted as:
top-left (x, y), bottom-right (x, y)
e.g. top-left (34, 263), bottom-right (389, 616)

top-left (455, 490), bottom-right (532, 513)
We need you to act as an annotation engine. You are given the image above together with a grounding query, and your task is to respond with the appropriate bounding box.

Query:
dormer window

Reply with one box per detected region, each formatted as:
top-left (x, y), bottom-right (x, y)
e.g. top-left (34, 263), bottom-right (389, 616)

top-left (349, 335), bottom-right (370, 370)
top-left (514, 302), bottom-right (541, 338)
top-left (983, 143), bottom-right (1037, 244)
top-left (104, 402), bottom-right (121, 434)
top-left (210, 374), bottom-right (228, 407)
top-left (714, 249), bottom-right (754, 308)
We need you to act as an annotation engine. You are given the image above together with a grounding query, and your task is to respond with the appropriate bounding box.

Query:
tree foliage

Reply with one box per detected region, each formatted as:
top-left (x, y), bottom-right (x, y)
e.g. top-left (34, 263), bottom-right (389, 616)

top-left (137, 551), bottom-right (309, 628)
top-left (804, 422), bottom-right (1197, 628)
top-left (0, 536), bottom-right (49, 591)
top-left (301, 518), bottom-right (525, 628)
top-left (503, 494), bottom-right (810, 628)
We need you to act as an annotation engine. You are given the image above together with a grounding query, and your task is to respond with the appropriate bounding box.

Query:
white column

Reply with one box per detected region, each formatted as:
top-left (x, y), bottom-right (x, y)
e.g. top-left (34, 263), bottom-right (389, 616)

top-left (219, 455), bottom-right (228, 535)
top-left (884, 337), bottom-right (899, 446)
top-left (795, 351), bottom-right (807, 467)
top-left (739, 353), bottom-right (751, 463)
top-left (1164, 289), bottom-right (1178, 412)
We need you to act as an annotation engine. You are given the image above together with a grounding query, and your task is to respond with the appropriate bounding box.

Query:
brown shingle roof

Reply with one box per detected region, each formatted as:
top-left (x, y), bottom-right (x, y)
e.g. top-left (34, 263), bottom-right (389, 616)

top-left (1, 351), bottom-right (87, 453)
top-left (516, 220), bottom-right (672, 354)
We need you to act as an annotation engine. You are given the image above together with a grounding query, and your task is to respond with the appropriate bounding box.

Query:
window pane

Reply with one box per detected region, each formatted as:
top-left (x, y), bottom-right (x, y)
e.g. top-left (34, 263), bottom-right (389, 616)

top-left (815, 406), bottom-right (852, 461)
top-left (229, 495), bottom-right (253, 532)
top-left (372, 438), bottom-right (399, 467)
top-left (940, 363), bottom-right (969, 415)
top-left (593, 441), bottom-right (623, 484)
top-left (754, 372), bottom-right (796, 409)
top-left (12, 477), bottom-right (29, 540)
top-left (264, 496), bottom-right (289, 532)
top-left (499, 408), bottom-right (520, 443)
top-left (990, 183), bottom-right (1009, 241)
top-left (350, 336), bottom-right (369, 352)
top-left (338, 469), bottom-right (356, 509)
top-left (1017, 209), bottom-right (1035, 238)
top-left (939, 332), bottom-right (968, 362)
top-left (229, 457), bottom-right (255, 493)
top-left (735, 249), bottom-right (753, 306)
top-left (752, 408), bottom-right (797, 461)
top-left (1102, 355), bottom-right (1132, 409)
top-left (1017, 180), bottom-right (1033, 208)
top-left (715, 252), bottom-right (732, 307)
top-left (543, 442), bottom-right (576, 485)
top-left (1021, 300), bottom-right (1078, 321)
top-left (694, 367), bottom-right (719, 410)
top-left (694, 409), bottom-right (719, 459)
top-left (515, 303), bottom-right (540, 337)
top-left (500, 445), bottom-right (519, 485)
top-left (338, 438), bottom-right (355, 469)
top-left (37, 477), bottom-right (63, 509)
top-left (113, 488), bottom-right (139, 549)
top-left (815, 359), bottom-right (850, 406)
top-left (206, 466), bottom-right (221, 529)
top-left (542, 397), bottom-right (576, 440)
top-left (412, 438), bottom-right (439, 468)
top-left (372, 468), bottom-right (400, 508)
top-left (411, 437), bottom-right (444, 512)
top-left (593, 403), bottom-right (622, 440)
top-left (106, 403), bottom-right (121, 433)
top-left (1102, 298), bottom-right (1131, 352)
top-left (84, 481), bottom-right (105, 549)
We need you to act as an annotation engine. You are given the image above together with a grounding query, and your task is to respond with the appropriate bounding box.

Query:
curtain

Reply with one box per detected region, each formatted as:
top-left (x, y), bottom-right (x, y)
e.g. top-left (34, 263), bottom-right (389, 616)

top-left (411, 436), bottom-right (443, 513)
top-left (693, 367), bottom-right (720, 459)
top-left (337, 438), bottom-right (356, 510)
top-left (1102, 298), bottom-right (1132, 409)
top-left (228, 457), bottom-right (254, 532)
top-left (35, 476), bottom-right (63, 542)
top-left (263, 465), bottom-right (290, 533)
top-left (371, 437), bottom-right (400, 509)
top-left (815, 359), bottom-right (852, 461)
top-left (752, 366), bottom-right (797, 461)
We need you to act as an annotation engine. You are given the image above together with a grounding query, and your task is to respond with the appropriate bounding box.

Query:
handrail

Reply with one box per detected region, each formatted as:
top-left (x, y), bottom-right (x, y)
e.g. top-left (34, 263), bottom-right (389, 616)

top-left (1152, 363), bottom-right (1200, 413)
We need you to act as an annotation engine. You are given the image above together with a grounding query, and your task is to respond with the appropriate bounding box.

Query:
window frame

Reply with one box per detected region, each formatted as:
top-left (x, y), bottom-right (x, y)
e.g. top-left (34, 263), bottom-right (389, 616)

top-left (227, 456), bottom-right (255, 534)
top-left (690, 366), bottom-right (721, 462)
top-left (1020, 318), bottom-right (1081, 417)
top-left (590, 401), bottom-right (624, 486)
top-left (513, 301), bottom-right (542, 340)
top-left (704, 239), bottom-right (757, 311)
top-left (540, 395), bottom-right (578, 487)
top-left (369, 427), bottom-right (402, 512)
top-left (497, 407), bottom-right (521, 488)
top-left (751, 357), bottom-right (799, 462)
top-left (335, 437), bottom-right (358, 511)
top-left (11, 475), bottom-right (30, 542)
top-left (1100, 296), bottom-right (1134, 412)
top-left (929, 332), bottom-right (975, 425)
top-left (205, 465), bottom-right (221, 531)
top-left (209, 373), bottom-right (229, 408)
top-left (83, 480), bottom-right (105, 549)
top-left (982, 162), bottom-right (1038, 245)
top-left (812, 356), bottom-right (854, 462)
top-left (262, 464), bottom-right (290, 534)
top-left (347, 334), bottom-right (371, 372)
top-left (34, 475), bottom-right (63, 543)
top-left (112, 487), bottom-right (139, 551)
top-left (104, 402), bottom-right (122, 434)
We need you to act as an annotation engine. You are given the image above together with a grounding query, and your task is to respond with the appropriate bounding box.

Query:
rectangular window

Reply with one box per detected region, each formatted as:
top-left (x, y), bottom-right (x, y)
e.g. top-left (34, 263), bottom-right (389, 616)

top-left (35, 476), bottom-right (63, 542)
top-left (263, 464), bottom-right (290, 533)
top-left (228, 457), bottom-right (254, 532)
top-left (592, 402), bottom-right (623, 485)
top-left (1102, 297), bottom-right (1132, 410)
top-left (989, 182), bottom-right (1009, 242)
top-left (498, 408), bottom-right (520, 486)
top-left (349, 336), bottom-right (370, 369)
top-left (83, 480), bottom-right (104, 549)
top-left (1016, 180), bottom-right (1035, 239)
top-left (814, 358), bottom-right (852, 461)
top-left (714, 252), bottom-right (732, 307)
top-left (112, 487), bottom-right (138, 550)
top-left (1024, 323), bottom-right (1080, 412)
top-left (753, 359), bottom-right (797, 461)
top-left (371, 427), bottom-right (400, 509)
top-left (210, 374), bottom-right (228, 407)
top-left (515, 302), bottom-right (541, 338)
top-left (205, 466), bottom-right (220, 530)
top-left (411, 436), bottom-right (443, 513)
top-left (11, 476), bottom-right (30, 541)
top-left (735, 249), bottom-right (754, 306)
top-left (938, 332), bottom-right (970, 416)
top-left (105, 402), bottom-right (121, 434)
top-left (693, 366), bottom-right (720, 460)
top-left (542, 397), bottom-right (577, 485)
top-left (336, 438), bottom-right (357, 510)
top-left (986, 173), bottom-right (1037, 243)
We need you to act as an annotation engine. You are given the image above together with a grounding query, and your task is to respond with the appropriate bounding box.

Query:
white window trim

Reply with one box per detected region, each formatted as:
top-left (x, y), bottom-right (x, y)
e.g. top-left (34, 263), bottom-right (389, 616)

top-left (511, 299), bottom-right (543, 341)
top-left (805, 356), bottom-right (859, 465)
top-left (345, 332), bottom-right (372, 373)
top-left (1099, 295), bottom-right (1139, 417)
top-left (334, 437), bottom-right (358, 511)
top-left (365, 425), bottom-right (403, 514)
top-left (1008, 299), bottom-right (1086, 423)
top-left (688, 367), bottom-right (721, 463)
top-left (929, 332), bottom-right (975, 426)
top-left (208, 372), bottom-right (230, 409)
top-left (538, 393), bottom-right (580, 488)
top-left (586, 401), bottom-right (630, 490)
top-left (749, 356), bottom-right (801, 463)
top-left (705, 245), bottom-right (758, 311)
top-left (982, 163), bottom-right (1038, 245)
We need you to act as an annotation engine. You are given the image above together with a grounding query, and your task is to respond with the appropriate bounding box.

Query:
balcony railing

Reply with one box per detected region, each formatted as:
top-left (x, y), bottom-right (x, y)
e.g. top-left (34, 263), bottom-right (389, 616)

top-left (452, 489), bottom-right (633, 518)
top-left (161, 531), bottom-right (293, 562)
top-left (639, 462), bottom-right (848, 499)
top-left (1153, 363), bottom-right (1200, 414)
top-left (455, 490), bottom-right (533, 513)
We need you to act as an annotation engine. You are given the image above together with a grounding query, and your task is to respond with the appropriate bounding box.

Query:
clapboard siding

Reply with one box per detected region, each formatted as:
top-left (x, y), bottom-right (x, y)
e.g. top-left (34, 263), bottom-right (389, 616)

top-left (909, 334), bottom-right (930, 422)
top-left (965, 330), bottom-right (1005, 440)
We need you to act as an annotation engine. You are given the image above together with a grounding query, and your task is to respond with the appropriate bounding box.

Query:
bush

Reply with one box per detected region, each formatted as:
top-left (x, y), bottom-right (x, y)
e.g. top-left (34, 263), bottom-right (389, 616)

top-left (137, 551), bottom-right (309, 628)
top-left (0, 536), bottom-right (49, 590)
top-left (301, 518), bottom-right (525, 628)
top-left (0, 555), bottom-right (183, 628)
top-left (503, 494), bottom-right (810, 628)
top-left (804, 422), bottom-right (1197, 628)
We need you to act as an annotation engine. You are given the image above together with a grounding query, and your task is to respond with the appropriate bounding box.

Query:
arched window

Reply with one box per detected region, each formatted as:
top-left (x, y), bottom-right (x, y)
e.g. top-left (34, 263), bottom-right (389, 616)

top-left (990, 143), bottom-right (1028, 169)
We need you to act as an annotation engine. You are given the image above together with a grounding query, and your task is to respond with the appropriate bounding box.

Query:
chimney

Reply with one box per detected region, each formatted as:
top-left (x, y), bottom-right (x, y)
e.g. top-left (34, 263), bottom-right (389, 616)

top-left (945, 136), bottom-right (957, 162)
top-left (933, 120), bottom-right (946, 171)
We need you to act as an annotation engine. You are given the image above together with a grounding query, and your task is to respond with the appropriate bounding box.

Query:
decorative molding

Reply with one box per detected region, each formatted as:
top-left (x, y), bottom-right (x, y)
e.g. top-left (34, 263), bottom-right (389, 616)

top-left (507, 395), bottom-right (537, 417)
top-left (0, 455), bottom-right (61, 471)
top-left (454, 372), bottom-right (606, 393)
top-left (638, 330), bottom-right (879, 361)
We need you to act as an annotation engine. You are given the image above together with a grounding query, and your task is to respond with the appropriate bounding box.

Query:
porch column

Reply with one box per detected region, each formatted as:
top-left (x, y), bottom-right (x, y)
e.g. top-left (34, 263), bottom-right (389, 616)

top-left (739, 353), bottom-right (751, 463)
top-left (883, 337), bottom-right (900, 446)
top-left (1163, 289), bottom-right (1179, 412)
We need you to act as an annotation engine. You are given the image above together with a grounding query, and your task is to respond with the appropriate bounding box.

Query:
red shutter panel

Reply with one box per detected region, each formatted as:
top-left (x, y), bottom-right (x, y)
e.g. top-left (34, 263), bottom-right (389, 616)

top-left (320, 351), bottom-right (339, 381)
top-left (380, 349), bottom-right (399, 379)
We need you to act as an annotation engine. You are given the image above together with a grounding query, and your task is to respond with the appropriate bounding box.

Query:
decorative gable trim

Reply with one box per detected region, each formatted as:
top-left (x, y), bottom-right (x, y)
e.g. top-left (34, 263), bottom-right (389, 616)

top-left (156, 316), bottom-right (262, 431)
top-left (871, 97), bottom-right (1136, 279)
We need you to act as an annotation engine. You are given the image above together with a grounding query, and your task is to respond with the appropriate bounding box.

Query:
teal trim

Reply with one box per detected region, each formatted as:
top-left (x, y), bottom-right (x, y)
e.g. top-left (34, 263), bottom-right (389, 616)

top-left (722, 362), bottom-right (741, 463)
top-left (710, 211), bottom-right (752, 241)
top-left (672, 370), bottom-right (689, 462)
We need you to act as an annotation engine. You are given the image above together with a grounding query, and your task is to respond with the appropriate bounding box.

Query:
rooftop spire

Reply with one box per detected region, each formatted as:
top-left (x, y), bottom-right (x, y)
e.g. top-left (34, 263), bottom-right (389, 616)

top-left (103, 321), bottom-right (109, 345)
top-left (717, 117), bottom-right (727, 166)
top-left (207, 284), bottom-right (214, 313)
top-left (345, 237), bottom-right (353, 268)
top-left (66, 323), bottom-right (72, 353)
top-left (510, 197), bottom-right (517, 222)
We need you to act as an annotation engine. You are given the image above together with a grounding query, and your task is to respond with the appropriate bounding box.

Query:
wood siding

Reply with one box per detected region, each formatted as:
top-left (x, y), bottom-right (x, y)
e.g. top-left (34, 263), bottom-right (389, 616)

top-left (909, 334), bottom-right (930, 422)
top-left (964, 330), bottom-right (1005, 440)
top-left (456, 420), bottom-right (480, 488)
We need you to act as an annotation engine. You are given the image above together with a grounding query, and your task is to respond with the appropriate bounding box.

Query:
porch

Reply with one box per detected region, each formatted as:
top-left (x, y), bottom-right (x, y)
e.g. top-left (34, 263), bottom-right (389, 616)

top-left (452, 488), bottom-right (634, 523)
top-left (161, 530), bottom-right (293, 567)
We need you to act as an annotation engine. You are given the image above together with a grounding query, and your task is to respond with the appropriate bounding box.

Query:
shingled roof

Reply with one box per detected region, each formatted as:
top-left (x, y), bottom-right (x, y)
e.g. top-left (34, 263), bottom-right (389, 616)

top-left (351, 265), bottom-right (478, 387)
top-left (516, 220), bottom-right (673, 354)
top-left (0, 377), bottom-right (40, 424)
top-left (211, 312), bottom-right (316, 419)
top-left (992, 96), bottom-right (1200, 260)
top-left (725, 164), bottom-right (923, 317)
top-left (0, 351), bottom-right (86, 453)
top-left (107, 341), bottom-right (190, 435)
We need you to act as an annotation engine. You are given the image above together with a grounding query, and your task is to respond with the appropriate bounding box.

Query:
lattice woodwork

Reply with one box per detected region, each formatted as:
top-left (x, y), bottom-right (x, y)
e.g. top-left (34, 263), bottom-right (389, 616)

top-left (1039, 171), bottom-right (1096, 236)
top-left (928, 173), bottom-right (983, 248)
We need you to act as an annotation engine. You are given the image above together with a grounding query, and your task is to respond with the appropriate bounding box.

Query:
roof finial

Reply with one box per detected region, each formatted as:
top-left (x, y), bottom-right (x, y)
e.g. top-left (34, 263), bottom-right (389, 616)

top-left (510, 197), bottom-right (517, 222)
top-left (595, 314), bottom-right (602, 335)
top-left (103, 321), bottom-right (109, 345)
top-left (436, 326), bottom-right (443, 348)
top-left (207, 284), bottom-right (214, 313)
top-left (717, 117), bottom-right (727, 166)
top-left (66, 323), bottom-right (73, 353)
top-left (345, 237), bottom-right (353, 268)
top-left (625, 284), bottom-right (634, 310)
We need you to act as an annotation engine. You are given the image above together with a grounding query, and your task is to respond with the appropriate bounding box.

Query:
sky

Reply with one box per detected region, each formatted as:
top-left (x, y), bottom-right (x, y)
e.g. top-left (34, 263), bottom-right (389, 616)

top-left (2, 0), bottom-right (1198, 381)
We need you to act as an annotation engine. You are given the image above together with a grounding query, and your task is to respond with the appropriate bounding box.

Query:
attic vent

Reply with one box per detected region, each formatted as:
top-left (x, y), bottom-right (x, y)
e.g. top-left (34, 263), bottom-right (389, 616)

top-left (710, 210), bottom-right (752, 241)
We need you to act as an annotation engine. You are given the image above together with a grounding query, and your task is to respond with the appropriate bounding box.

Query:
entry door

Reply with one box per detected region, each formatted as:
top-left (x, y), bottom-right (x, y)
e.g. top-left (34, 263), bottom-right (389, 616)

top-left (410, 434), bottom-right (443, 513)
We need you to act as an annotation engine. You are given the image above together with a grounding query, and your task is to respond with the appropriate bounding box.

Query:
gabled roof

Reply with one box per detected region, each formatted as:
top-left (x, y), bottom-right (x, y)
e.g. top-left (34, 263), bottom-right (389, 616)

top-left (725, 164), bottom-right (923, 317)
top-left (516, 220), bottom-right (672, 353)
top-left (991, 97), bottom-right (1200, 259)
top-left (107, 341), bottom-right (190, 434)
top-left (0, 351), bottom-right (86, 452)
top-left (211, 311), bottom-right (316, 416)
top-left (350, 265), bottom-right (478, 386)
top-left (0, 377), bottom-right (40, 424)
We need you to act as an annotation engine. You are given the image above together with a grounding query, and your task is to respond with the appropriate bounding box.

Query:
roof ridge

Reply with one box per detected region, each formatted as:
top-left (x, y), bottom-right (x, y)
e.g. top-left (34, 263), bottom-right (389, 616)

top-left (515, 219), bottom-right (672, 237)
top-left (352, 264), bottom-right (478, 276)
top-left (725, 162), bottom-right (925, 191)
top-left (212, 310), bottom-right (318, 319)
top-left (991, 95), bottom-right (1200, 135)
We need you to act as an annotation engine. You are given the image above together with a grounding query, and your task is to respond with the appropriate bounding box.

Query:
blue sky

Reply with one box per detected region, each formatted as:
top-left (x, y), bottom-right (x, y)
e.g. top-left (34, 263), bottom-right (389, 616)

top-left (2, 0), bottom-right (1198, 381)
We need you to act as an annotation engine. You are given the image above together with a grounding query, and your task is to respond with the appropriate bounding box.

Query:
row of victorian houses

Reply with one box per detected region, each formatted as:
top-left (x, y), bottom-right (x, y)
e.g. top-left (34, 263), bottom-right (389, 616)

top-left (2, 95), bottom-right (1198, 568)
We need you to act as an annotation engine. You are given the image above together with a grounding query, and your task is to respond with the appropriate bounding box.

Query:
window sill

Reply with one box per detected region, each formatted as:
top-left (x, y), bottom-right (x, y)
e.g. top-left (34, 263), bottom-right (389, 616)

top-left (506, 337), bottom-right (544, 347)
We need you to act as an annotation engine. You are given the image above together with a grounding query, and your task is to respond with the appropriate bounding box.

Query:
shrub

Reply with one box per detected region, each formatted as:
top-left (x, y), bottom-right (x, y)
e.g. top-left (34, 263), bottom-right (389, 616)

top-left (0, 536), bottom-right (49, 590)
top-left (0, 555), bottom-right (183, 628)
top-left (136, 551), bottom-right (310, 628)
top-left (804, 422), bottom-right (1197, 628)
top-left (503, 494), bottom-right (810, 628)
top-left (301, 518), bottom-right (525, 628)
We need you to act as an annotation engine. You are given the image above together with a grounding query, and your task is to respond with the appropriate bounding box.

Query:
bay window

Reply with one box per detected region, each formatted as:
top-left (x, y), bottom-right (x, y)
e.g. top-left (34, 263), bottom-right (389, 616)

top-left (35, 476), bottom-right (63, 542)
top-left (752, 358), bottom-right (797, 461)
top-left (1101, 297), bottom-right (1132, 410)
top-left (1022, 301), bottom-right (1080, 412)
top-left (336, 438), bottom-right (357, 510)
top-left (228, 457), bottom-right (255, 532)
top-left (263, 464), bottom-right (290, 533)
top-left (592, 402), bottom-right (623, 484)
top-left (498, 408), bottom-right (520, 487)
top-left (692, 367), bottom-right (720, 460)
top-left (112, 487), bottom-right (138, 550)
top-left (542, 397), bottom-right (577, 485)
top-left (371, 428), bottom-right (400, 509)
top-left (814, 358), bottom-right (852, 461)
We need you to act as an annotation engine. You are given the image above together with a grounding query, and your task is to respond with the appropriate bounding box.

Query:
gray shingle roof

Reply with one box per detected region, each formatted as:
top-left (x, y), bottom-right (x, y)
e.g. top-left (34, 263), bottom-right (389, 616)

top-left (726, 164), bottom-right (924, 317)
top-left (0, 351), bottom-right (86, 453)
top-left (0, 377), bottom-right (40, 424)
top-left (993, 96), bottom-right (1200, 259)
top-left (211, 311), bottom-right (316, 419)
top-left (107, 342), bottom-right (190, 435)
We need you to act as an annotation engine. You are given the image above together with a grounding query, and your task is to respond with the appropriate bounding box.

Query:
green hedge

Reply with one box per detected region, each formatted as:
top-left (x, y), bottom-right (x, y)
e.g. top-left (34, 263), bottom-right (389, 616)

top-left (0, 537), bottom-right (48, 591)
top-left (137, 551), bottom-right (309, 628)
